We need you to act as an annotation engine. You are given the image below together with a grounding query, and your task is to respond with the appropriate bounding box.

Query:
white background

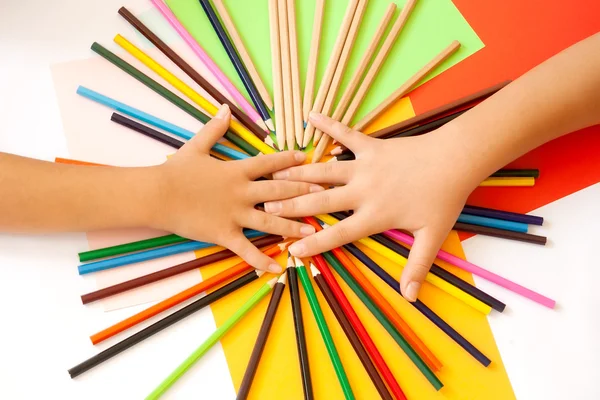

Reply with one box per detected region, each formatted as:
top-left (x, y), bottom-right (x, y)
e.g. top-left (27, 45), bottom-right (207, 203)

top-left (1, 0), bottom-right (599, 399)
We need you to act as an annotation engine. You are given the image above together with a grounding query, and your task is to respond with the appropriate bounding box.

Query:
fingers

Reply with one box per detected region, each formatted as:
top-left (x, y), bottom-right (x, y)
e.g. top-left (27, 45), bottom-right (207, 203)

top-left (264, 187), bottom-right (353, 218)
top-left (226, 233), bottom-right (282, 273)
top-left (181, 105), bottom-right (231, 155)
top-left (249, 180), bottom-right (324, 203)
top-left (399, 228), bottom-right (448, 302)
top-left (308, 112), bottom-right (371, 153)
top-left (288, 213), bottom-right (369, 257)
top-left (272, 161), bottom-right (354, 184)
top-left (240, 151), bottom-right (306, 180)
top-left (243, 210), bottom-right (316, 239)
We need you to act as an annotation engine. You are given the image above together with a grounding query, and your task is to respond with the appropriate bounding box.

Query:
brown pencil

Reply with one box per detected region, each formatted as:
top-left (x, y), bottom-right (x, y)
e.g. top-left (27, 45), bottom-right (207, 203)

top-left (313, 267), bottom-right (394, 400)
top-left (454, 222), bottom-right (547, 245)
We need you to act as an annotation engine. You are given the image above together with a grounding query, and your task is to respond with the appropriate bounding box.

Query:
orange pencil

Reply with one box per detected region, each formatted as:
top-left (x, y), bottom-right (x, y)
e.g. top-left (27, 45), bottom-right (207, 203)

top-left (302, 217), bottom-right (442, 371)
top-left (90, 244), bottom-right (284, 345)
top-left (54, 157), bottom-right (106, 166)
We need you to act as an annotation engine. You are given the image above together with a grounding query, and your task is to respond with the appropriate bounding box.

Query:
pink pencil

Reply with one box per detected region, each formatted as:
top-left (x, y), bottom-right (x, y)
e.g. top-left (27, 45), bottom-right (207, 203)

top-left (152, 0), bottom-right (267, 131)
top-left (384, 229), bottom-right (556, 309)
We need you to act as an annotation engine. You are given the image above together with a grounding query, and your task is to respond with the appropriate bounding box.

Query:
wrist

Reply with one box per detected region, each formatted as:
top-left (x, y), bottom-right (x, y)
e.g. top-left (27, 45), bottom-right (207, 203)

top-left (119, 166), bottom-right (166, 229)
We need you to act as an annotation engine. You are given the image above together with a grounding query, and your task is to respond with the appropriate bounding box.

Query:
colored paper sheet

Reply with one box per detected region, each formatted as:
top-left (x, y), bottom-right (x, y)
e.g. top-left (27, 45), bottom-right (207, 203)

top-left (165, 0), bottom-right (483, 124)
top-left (203, 232), bottom-right (514, 399)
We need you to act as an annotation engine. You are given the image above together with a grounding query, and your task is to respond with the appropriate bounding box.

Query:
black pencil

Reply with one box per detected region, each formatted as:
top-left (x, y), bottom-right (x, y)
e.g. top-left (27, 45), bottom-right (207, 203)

top-left (237, 273), bottom-right (287, 400)
top-left (67, 270), bottom-right (263, 378)
top-left (199, 0), bottom-right (274, 131)
top-left (286, 255), bottom-right (314, 400)
top-left (111, 113), bottom-right (184, 149)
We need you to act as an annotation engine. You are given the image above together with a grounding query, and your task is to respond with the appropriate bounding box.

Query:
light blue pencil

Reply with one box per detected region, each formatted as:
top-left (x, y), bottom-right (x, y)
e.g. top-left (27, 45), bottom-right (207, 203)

top-left (457, 213), bottom-right (528, 233)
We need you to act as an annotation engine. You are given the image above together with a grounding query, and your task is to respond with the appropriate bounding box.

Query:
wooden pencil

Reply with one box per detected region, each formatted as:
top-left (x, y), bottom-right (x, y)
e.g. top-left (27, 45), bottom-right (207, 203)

top-left (286, 255), bottom-right (314, 400)
top-left (278, 0), bottom-right (295, 150)
top-left (199, 0), bottom-right (274, 131)
top-left (354, 40), bottom-right (462, 131)
top-left (287, 0), bottom-right (304, 148)
top-left (312, 3), bottom-right (395, 162)
top-left (212, 0), bottom-right (274, 111)
top-left (111, 112), bottom-right (184, 149)
top-left (303, 0), bottom-right (325, 123)
top-left (237, 273), bottom-right (287, 400)
top-left (480, 177), bottom-right (535, 187)
top-left (454, 222), bottom-right (547, 245)
top-left (340, 0), bottom-right (417, 127)
top-left (462, 204), bottom-right (543, 225)
top-left (117, 7), bottom-right (268, 141)
top-left (269, 0), bottom-right (286, 150)
top-left (312, 266), bottom-right (394, 400)
top-left (303, 0), bottom-right (360, 148)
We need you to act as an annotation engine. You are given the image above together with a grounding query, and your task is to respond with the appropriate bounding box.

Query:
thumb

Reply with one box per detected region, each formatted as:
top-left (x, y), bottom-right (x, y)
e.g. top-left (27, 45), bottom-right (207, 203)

top-left (399, 228), bottom-right (446, 302)
top-left (179, 104), bottom-right (231, 156)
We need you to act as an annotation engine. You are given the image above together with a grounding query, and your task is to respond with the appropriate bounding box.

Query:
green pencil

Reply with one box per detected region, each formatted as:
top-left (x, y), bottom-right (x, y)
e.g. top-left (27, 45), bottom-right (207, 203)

top-left (79, 234), bottom-right (187, 262)
top-left (322, 251), bottom-right (443, 390)
top-left (294, 257), bottom-right (355, 400)
top-left (146, 276), bottom-right (278, 399)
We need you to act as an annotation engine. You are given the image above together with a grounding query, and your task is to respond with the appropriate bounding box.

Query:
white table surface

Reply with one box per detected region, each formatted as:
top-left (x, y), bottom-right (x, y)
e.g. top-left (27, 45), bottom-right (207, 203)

top-left (1, 1), bottom-right (599, 399)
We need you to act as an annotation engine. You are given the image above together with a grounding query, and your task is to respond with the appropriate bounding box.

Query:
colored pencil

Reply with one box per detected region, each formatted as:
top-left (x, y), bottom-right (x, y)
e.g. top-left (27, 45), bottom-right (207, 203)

top-left (343, 243), bottom-right (491, 366)
top-left (354, 40), bottom-right (462, 131)
top-left (457, 214), bottom-right (528, 233)
top-left (199, 0), bottom-right (274, 131)
top-left (89, 43), bottom-right (258, 156)
top-left (491, 169), bottom-right (539, 178)
top-left (237, 273), bottom-right (287, 400)
top-left (312, 255), bottom-right (409, 398)
top-left (211, 0), bottom-right (274, 111)
top-left (370, 234), bottom-right (506, 313)
top-left (383, 229), bottom-right (556, 308)
top-left (385, 108), bottom-right (468, 139)
top-left (454, 222), bottom-right (547, 245)
top-left (303, 0), bottom-right (325, 123)
top-left (479, 177), bottom-right (535, 187)
top-left (312, 0), bottom-right (369, 150)
top-left (118, 6), bottom-right (267, 141)
top-left (113, 34), bottom-right (275, 155)
top-left (287, 0), bottom-right (304, 148)
top-left (303, 0), bottom-right (361, 148)
top-left (69, 270), bottom-right (263, 378)
top-left (312, 266), bottom-right (394, 400)
top-left (151, 0), bottom-right (266, 130)
top-left (317, 215), bottom-right (492, 314)
top-left (146, 276), bottom-right (278, 399)
top-left (111, 113), bottom-right (184, 149)
top-left (295, 257), bottom-right (355, 400)
top-left (462, 204), bottom-right (543, 225)
top-left (278, 0), bottom-right (295, 150)
top-left (54, 157), bottom-right (103, 167)
top-left (312, 4), bottom-right (396, 162)
top-left (81, 236), bottom-right (282, 304)
top-left (340, 0), bottom-right (417, 127)
top-left (318, 252), bottom-right (442, 390)
top-left (89, 244), bottom-right (284, 345)
top-left (79, 232), bottom-right (187, 262)
top-left (78, 230), bottom-right (263, 275)
top-left (286, 255), bottom-right (314, 400)
top-left (268, 0), bottom-right (285, 150)
top-left (302, 216), bottom-right (442, 371)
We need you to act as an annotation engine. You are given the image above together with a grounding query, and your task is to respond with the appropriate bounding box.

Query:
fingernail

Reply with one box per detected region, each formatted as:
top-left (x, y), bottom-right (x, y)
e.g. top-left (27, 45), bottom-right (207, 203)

top-left (268, 263), bottom-right (282, 273)
top-left (309, 111), bottom-right (323, 122)
top-left (294, 151), bottom-right (306, 162)
top-left (289, 242), bottom-right (306, 256)
top-left (264, 201), bottom-right (282, 215)
top-left (405, 281), bottom-right (421, 302)
top-left (310, 184), bottom-right (324, 193)
top-left (300, 225), bottom-right (315, 236)
top-left (272, 170), bottom-right (289, 179)
top-left (215, 104), bottom-right (230, 119)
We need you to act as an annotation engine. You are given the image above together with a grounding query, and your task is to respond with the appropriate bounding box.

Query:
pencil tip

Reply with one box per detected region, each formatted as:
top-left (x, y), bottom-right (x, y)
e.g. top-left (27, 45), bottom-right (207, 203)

top-left (265, 119), bottom-right (275, 132)
top-left (279, 241), bottom-right (292, 250)
top-left (310, 263), bottom-right (320, 276)
top-left (267, 276), bottom-right (278, 287)
top-left (326, 157), bottom-right (337, 163)
top-left (256, 270), bottom-right (266, 277)
top-left (278, 271), bottom-right (288, 285)
top-left (294, 256), bottom-right (304, 268)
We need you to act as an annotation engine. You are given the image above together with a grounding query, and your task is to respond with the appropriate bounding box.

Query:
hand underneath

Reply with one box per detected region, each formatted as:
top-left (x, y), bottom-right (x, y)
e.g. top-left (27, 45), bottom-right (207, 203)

top-left (149, 105), bottom-right (321, 273)
top-left (265, 112), bottom-right (482, 300)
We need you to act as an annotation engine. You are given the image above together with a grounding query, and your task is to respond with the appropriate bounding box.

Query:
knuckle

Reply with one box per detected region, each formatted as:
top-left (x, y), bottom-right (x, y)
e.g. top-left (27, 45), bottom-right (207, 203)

top-left (319, 192), bottom-right (331, 208)
top-left (335, 225), bottom-right (351, 243)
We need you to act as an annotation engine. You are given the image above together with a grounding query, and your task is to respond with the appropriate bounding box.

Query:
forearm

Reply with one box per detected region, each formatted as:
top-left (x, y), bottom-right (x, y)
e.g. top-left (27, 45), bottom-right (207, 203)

top-left (0, 153), bottom-right (158, 233)
top-left (440, 32), bottom-right (600, 184)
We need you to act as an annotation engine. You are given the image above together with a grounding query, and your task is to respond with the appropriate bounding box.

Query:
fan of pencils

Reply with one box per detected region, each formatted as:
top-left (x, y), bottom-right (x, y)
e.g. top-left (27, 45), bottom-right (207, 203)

top-left (64, 1), bottom-right (554, 399)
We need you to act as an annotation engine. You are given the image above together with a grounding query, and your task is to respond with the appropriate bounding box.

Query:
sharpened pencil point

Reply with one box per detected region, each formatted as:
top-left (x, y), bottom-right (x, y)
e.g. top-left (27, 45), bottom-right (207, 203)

top-left (256, 118), bottom-right (270, 132)
top-left (278, 271), bottom-right (288, 285)
top-left (265, 119), bottom-right (275, 132)
top-left (256, 270), bottom-right (266, 277)
top-left (294, 256), bottom-right (304, 268)
top-left (279, 241), bottom-right (292, 250)
top-left (326, 156), bottom-right (337, 163)
top-left (310, 263), bottom-right (320, 276)
top-left (267, 277), bottom-right (278, 287)
top-left (330, 146), bottom-right (343, 156)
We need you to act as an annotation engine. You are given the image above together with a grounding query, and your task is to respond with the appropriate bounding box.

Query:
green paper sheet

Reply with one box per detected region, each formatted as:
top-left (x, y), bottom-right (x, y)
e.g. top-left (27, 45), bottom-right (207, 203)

top-left (165, 0), bottom-right (483, 125)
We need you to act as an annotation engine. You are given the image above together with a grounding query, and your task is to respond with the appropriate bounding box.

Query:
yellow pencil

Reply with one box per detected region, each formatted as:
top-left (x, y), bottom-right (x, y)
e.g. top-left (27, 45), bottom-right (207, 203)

top-left (114, 34), bottom-right (275, 155)
top-left (316, 214), bottom-right (492, 315)
top-left (479, 177), bottom-right (535, 187)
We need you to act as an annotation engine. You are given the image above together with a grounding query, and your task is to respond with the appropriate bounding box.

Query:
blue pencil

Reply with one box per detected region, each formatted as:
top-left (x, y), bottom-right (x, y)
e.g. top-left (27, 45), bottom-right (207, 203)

top-left (457, 213), bottom-right (528, 233)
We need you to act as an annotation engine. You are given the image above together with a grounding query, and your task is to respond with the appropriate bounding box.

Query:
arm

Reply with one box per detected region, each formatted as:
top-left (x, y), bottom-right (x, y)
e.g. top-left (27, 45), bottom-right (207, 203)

top-left (266, 32), bottom-right (600, 300)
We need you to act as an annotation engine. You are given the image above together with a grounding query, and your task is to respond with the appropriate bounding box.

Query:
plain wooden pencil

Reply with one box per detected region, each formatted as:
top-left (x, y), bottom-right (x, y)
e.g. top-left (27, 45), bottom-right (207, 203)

top-left (303, 0), bottom-right (360, 148)
top-left (354, 40), bottom-right (461, 131)
top-left (287, 0), bottom-right (304, 148)
top-left (341, 0), bottom-right (417, 127)
top-left (278, 0), bottom-right (295, 150)
top-left (269, 0), bottom-right (286, 150)
top-left (303, 0), bottom-right (325, 123)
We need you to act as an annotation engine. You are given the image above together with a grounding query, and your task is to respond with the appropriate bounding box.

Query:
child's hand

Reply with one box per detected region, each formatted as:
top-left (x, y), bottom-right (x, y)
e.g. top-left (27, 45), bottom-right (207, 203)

top-left (150, 105), bottom-right (321, 273)
top-left (265, 113), bottom-right (482, 300)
